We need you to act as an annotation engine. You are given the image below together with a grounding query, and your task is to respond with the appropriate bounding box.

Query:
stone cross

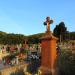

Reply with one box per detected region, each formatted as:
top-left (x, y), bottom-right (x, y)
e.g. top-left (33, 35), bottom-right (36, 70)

top-left (44, 16), bottom-right (53, 32)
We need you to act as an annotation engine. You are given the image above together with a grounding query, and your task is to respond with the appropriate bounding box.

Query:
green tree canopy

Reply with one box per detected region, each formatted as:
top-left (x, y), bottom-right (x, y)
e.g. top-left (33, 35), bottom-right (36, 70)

top-left (53, 22), bottom-right (67, 41)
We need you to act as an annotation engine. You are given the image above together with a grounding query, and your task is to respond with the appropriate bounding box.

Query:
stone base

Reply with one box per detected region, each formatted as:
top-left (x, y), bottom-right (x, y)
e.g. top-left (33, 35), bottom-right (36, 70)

top-left (39, 66), bottom-right (52, 75)
top-left (39, 67), bottom-right (56, 75)
top-left (39, 66), bottom-right (56, 75)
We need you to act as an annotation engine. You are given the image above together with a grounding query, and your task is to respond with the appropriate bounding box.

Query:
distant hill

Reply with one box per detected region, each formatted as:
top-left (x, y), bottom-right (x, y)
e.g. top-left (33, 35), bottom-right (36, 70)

top-left (0, 31), bottom-right (44, 44)
top-left (0, 31), bottom-right (75, 44)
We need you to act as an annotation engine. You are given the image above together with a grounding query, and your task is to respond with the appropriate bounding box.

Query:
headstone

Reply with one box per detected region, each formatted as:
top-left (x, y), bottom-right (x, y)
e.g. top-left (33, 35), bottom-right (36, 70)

top-left (39, 17), bottom-right (58, 75)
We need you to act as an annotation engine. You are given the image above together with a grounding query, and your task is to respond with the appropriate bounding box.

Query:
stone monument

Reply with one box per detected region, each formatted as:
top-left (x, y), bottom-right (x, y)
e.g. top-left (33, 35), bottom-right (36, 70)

top-left (44, 16), bottom-right (53, 33)
top-left (40, 16), bottom-right (58, 75)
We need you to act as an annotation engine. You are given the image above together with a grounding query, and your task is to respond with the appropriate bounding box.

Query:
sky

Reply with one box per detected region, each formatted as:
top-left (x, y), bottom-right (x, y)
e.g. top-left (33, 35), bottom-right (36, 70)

top-left (0, 0), bottom-right (75, 35)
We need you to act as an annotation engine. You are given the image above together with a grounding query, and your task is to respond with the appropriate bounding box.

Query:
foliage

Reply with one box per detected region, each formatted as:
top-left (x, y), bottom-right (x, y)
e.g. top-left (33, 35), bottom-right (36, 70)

top-left (69, 32), bottom-right (75, 40)
top-left (53, 22), bottom-right (75, 41)
top-left (10, 68), bottom-right (25, 75)
top-left (0, 31), bottom-right (44, 44)
top-left (27, 59), bottom-right (41, 74)
top-left (53, 22), bottom-right (67, 41)
top-left (0, 29), bottom-right (75, 45)
top-left (27, 33), bottom-right (44, 44)
top-left (0, 31), bottom-right (27, 44)
top-left (4, 52), bottom-right (19, 60)
top-left (57, 49), bottom-right (75, 75)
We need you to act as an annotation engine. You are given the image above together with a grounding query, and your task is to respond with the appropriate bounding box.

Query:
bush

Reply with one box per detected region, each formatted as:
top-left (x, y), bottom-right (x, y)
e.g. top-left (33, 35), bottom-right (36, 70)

top-left (27, 59), bottom-right (41, 74)
top-left (57, 49), bottom-right (75, 75)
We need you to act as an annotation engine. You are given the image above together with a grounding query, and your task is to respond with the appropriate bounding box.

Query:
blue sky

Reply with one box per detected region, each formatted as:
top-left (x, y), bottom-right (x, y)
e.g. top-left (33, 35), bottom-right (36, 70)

top-left (0, 0), bottom-right (75, 35)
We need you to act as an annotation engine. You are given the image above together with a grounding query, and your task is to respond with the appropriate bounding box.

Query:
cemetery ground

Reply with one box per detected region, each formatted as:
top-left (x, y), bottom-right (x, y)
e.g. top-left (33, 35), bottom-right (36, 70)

top-left (0, 41), bottom-right (75, 75)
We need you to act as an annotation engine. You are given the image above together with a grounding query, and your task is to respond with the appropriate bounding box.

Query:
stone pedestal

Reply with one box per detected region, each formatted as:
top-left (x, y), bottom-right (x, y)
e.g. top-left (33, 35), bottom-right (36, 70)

top-left (40, 32), bottom-right (58, 75)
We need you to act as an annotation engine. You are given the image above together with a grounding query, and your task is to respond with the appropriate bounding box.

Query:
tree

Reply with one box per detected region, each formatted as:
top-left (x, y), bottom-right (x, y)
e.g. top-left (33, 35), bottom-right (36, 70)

top-left (53, 22), bottom-right (67, 42)
top-left (0, 31), bottom-right (45, 44)
top-left (70, 32), bottom-right (75, 40)
top-left (27, 33), bottom-right (44, 44)
top-left (0, 31), bottom-right (27, 44)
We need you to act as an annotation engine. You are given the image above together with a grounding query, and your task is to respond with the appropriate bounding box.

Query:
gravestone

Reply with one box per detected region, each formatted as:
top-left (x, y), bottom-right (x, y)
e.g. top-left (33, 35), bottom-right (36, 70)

top-left (40, 17), bottom-right (58, 75)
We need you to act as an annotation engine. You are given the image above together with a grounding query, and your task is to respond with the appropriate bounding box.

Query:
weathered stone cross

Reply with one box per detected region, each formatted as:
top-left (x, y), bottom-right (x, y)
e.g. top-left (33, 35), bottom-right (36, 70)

top-left (44, 16), bottom-right (53, 32)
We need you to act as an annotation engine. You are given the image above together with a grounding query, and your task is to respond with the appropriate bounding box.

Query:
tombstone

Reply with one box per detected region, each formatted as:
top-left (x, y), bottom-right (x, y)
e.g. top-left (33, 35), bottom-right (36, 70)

top-left (23, 39), bottom-right (29, 50)
top-left (39, 17), bottom-right (58, 75)
top-left (16, 56), bottom-right (19, 65)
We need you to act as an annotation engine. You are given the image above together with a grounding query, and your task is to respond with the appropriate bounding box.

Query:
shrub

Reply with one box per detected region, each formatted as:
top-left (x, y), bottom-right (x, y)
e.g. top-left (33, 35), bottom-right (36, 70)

top-left (57, 49), bottom-right (75, 75)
